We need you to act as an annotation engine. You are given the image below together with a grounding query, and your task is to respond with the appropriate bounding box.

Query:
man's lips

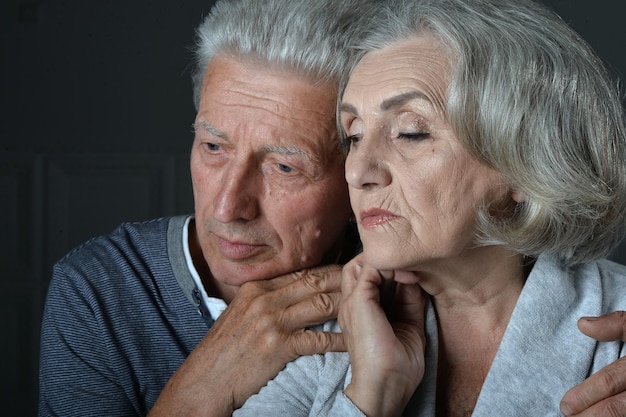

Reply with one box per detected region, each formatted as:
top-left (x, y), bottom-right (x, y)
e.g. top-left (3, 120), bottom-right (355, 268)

top-left (359, 208), bottom-right (398, 229)
top-left (213, 234), bottom-right (265, 260)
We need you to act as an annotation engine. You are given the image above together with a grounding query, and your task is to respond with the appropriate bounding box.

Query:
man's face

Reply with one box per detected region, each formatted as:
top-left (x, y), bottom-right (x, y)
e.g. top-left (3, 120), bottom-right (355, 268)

top-left (191, 56), bottom-right (351, 291)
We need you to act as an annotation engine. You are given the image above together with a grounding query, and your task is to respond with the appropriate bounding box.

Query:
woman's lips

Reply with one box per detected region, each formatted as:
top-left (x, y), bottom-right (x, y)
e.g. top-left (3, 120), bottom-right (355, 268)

top-left (359, 208), bottom-right (398, 229)
top-left (213, 234), bottom-right (264, 260)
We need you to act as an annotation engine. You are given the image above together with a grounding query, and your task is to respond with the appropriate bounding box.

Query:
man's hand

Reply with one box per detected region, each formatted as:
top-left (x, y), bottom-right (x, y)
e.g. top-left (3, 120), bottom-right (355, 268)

top-left (561, 311), bottom-right (626, 416)
top-left (149, 264), bottom-right (345, 417)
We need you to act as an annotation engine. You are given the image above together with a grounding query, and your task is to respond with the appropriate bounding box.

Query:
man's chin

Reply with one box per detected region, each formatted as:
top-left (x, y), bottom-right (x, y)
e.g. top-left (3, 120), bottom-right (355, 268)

top-left (210, 261), bottom-right (287, 287)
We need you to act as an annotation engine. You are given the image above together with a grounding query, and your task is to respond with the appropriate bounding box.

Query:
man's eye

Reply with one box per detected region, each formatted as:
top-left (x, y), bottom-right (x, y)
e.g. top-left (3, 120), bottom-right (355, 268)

top-left (205, 142), bottom-right (220, 151)
top-left (278, 163), bottom-right (293, 173)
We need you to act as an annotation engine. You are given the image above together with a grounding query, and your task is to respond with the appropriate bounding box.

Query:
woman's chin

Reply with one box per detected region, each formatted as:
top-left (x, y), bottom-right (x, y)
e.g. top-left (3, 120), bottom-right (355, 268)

top-left (361, 250), bottom-right (414, 274)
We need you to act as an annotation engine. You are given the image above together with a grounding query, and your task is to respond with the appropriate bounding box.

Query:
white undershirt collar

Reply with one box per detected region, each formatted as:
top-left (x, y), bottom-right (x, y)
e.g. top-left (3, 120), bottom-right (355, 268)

top-left (182, 217), bottom-right (227, 319)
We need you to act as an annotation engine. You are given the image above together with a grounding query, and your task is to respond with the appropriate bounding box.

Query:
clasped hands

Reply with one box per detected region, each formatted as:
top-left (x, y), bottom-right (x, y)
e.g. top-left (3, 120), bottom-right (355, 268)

top-left (151, 261), bottom-right (626, 417)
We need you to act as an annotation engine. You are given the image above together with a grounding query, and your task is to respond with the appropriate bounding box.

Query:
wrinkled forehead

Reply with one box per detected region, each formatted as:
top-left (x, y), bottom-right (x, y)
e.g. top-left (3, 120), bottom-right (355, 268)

top-left (343, 38), bottom-right (451, 113)
top-left (197, 56), bottom-right (343, 162)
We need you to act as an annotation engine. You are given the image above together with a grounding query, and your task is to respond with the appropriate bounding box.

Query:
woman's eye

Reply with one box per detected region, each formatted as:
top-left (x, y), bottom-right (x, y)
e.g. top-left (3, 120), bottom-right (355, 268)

top-left (340, 135), bottom-right (360, 153)
top-left (397, 132), bottom-right (430, 141)
top-left (348, 135), bottom-right (361, 144)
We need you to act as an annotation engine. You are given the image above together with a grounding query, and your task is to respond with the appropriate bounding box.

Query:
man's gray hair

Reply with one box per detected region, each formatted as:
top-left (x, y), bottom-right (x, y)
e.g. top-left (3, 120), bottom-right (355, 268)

top-left (192, 0), bottom-right (377, 110)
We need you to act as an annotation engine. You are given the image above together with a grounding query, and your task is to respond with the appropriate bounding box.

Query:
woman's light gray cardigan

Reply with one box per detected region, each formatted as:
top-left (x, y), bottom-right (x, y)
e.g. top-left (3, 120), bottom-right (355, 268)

top-left (235, 253), bottom-right (626, 417)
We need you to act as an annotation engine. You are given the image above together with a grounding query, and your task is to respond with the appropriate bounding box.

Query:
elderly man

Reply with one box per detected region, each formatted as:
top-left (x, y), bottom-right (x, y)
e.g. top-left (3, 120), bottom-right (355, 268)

top-left (39, 1), bottom-right (366, 415)
top-left (38, 0), bottom-right (626, 416)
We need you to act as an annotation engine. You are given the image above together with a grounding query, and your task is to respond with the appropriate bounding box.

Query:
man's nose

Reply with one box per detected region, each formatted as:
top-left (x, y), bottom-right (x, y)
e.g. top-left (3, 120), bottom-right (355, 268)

top-left (213, 159), bottom-right (260, 222)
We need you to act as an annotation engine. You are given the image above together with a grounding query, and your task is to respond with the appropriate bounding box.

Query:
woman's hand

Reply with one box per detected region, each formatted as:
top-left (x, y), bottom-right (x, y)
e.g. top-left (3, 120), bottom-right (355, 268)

top-left (339, 254), bottom-right (427, 417)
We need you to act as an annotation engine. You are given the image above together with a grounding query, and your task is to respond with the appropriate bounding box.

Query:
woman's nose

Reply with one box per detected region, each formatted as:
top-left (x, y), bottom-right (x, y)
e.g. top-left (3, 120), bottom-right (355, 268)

top-left (345, 135), bottom-right (391, 190)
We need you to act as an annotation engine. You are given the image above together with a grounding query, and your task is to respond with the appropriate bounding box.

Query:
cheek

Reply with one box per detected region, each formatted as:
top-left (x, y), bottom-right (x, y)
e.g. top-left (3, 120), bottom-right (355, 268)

top-left (434, 163), bottom-right (506, 226)
top-left (190, 153), bottom-right (219, 213)
top-left (189, 147), bottom-right (205, 184)
top-left (273, 192), bottom-right (328, 231)
top-left (275, 191), bottom-right (349, 249)
top-left (267, 197), bottom-right (321, 260)
top-left (399, 159), bottom-right (476, 235)
top-left (190, 157), bottom-right (204, 202)
top-left (400, 166), bottom-right (443, 214)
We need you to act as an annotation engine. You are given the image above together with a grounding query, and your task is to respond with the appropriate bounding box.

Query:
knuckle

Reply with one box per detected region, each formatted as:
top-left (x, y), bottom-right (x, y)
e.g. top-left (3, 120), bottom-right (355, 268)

top-left (238, 279), bottom-right (265, 297)
top-left (311, 292), bottom-right (337, 315)
top-left (310, 331), bottom-right (333, 351)
top-left (300, 272), bottom-right (326, 291)
top-left (256, 327), bottom-right (282, 351)
top-left (565, 389), bottom-right (590, 413)
top-left (599, 398), bottom-right (626, 417)
top-left (251, 310), bottom-right (285, 347)
top-left (246, 294), bottom-right (274, 319)
top-left (291, 269), bottom-right (308, 280)
top-left (296, 267), bottom-right (342, 292)
top-left (599, 366), bottom-right (624, 397)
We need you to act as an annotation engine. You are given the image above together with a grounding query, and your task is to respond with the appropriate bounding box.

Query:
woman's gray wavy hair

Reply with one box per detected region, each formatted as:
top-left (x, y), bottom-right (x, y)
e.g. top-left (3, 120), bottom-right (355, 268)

top-left (191, 0), bottom-right (377, 110)
top-left (341, 0), bottom-right (626, 266)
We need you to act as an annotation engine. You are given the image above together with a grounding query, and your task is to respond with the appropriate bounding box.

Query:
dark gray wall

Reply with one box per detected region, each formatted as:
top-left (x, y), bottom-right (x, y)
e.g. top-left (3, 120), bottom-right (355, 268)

top-left (0, 1), bottom-right (624, 416)
top-left (541, 0), bottom-right (626, 265)
top-left (1, 1), bottom-right (215, 415)
top-left (1, 1), bottom-right (213, 154)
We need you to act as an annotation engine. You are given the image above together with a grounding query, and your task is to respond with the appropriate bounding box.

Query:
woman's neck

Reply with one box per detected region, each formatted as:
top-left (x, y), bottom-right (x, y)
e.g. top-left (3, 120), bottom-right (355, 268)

top-left (416, 246), bottom-right (527, 313)
top-left (420, 247), bottom-right (530, 417)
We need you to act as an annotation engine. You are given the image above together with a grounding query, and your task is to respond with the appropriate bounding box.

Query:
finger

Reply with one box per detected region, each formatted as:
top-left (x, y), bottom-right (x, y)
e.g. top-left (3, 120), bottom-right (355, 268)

top-left (254, 264), bottom-right (344, 293)
top-left (356, 263), bottom-right (385, 288)
top-left (561, 357), bottom-right (626, 415)
top-left (562, 391), bottom-right (626, 417)
top-left (280, 265), bottom-right (343, 303)
top-left (341, 264), bottom-right (388, 328)
top-left (291, 329), bottom-right (346, 356)
top-left (341, 256), bottom-right (364, 300)
top-left (346, 264), bottom-right (386, 311)
top-left (289, 264), bottom-right (345, 292)
top-left (393, 283), bottom-right (426, 349)
top-left (338, 261), bottom-right (387, 337)
top-left (578, 311), bottom-right (626, 342)
top-left (394, 282), bottom-right (425, 325)
top-left (247, 264), bottom-right (344, 309)
top-left (283, 290), bottom-right (342, 329)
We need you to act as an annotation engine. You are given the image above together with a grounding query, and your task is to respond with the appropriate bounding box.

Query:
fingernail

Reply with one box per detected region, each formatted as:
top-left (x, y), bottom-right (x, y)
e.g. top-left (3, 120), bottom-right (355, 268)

top-left (581, 316), bottom-right (599, 321)
top-left (560, 402), bottom-right (573, 415)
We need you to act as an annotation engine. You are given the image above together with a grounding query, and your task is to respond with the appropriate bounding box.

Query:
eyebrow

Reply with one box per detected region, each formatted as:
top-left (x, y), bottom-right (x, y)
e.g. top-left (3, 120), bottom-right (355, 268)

top-left (192, 121), bottom-right (316, 161)
top-left (262, 145), bottom-right (313, 158)
top-left (340, 90), bottom-right (432, 115)
top-left (381, 91), bottom-right (432, 111)
top-left (192, 121), bottom-right (227, 139)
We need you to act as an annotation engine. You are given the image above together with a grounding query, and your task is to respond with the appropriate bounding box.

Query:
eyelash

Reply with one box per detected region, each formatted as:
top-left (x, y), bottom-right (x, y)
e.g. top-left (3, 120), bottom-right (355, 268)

top-left (397, 132), bottom-right (430, 141)
top-left (205, 142), bottom-right (220, 151)
top-left (342, 135), bottom-right (359, 150)
top-left (342, 131), bottom-right (430, 150)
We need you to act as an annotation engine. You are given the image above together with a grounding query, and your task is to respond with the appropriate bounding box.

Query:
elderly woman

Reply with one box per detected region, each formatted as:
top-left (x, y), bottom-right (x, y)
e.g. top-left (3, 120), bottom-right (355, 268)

top-left (234, 0), bottom-right (626, 415)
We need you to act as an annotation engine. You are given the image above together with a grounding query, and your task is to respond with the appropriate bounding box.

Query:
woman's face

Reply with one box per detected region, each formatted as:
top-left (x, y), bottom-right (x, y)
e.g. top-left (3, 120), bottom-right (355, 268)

top-left (341, 38), bottom-right (512, 271)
